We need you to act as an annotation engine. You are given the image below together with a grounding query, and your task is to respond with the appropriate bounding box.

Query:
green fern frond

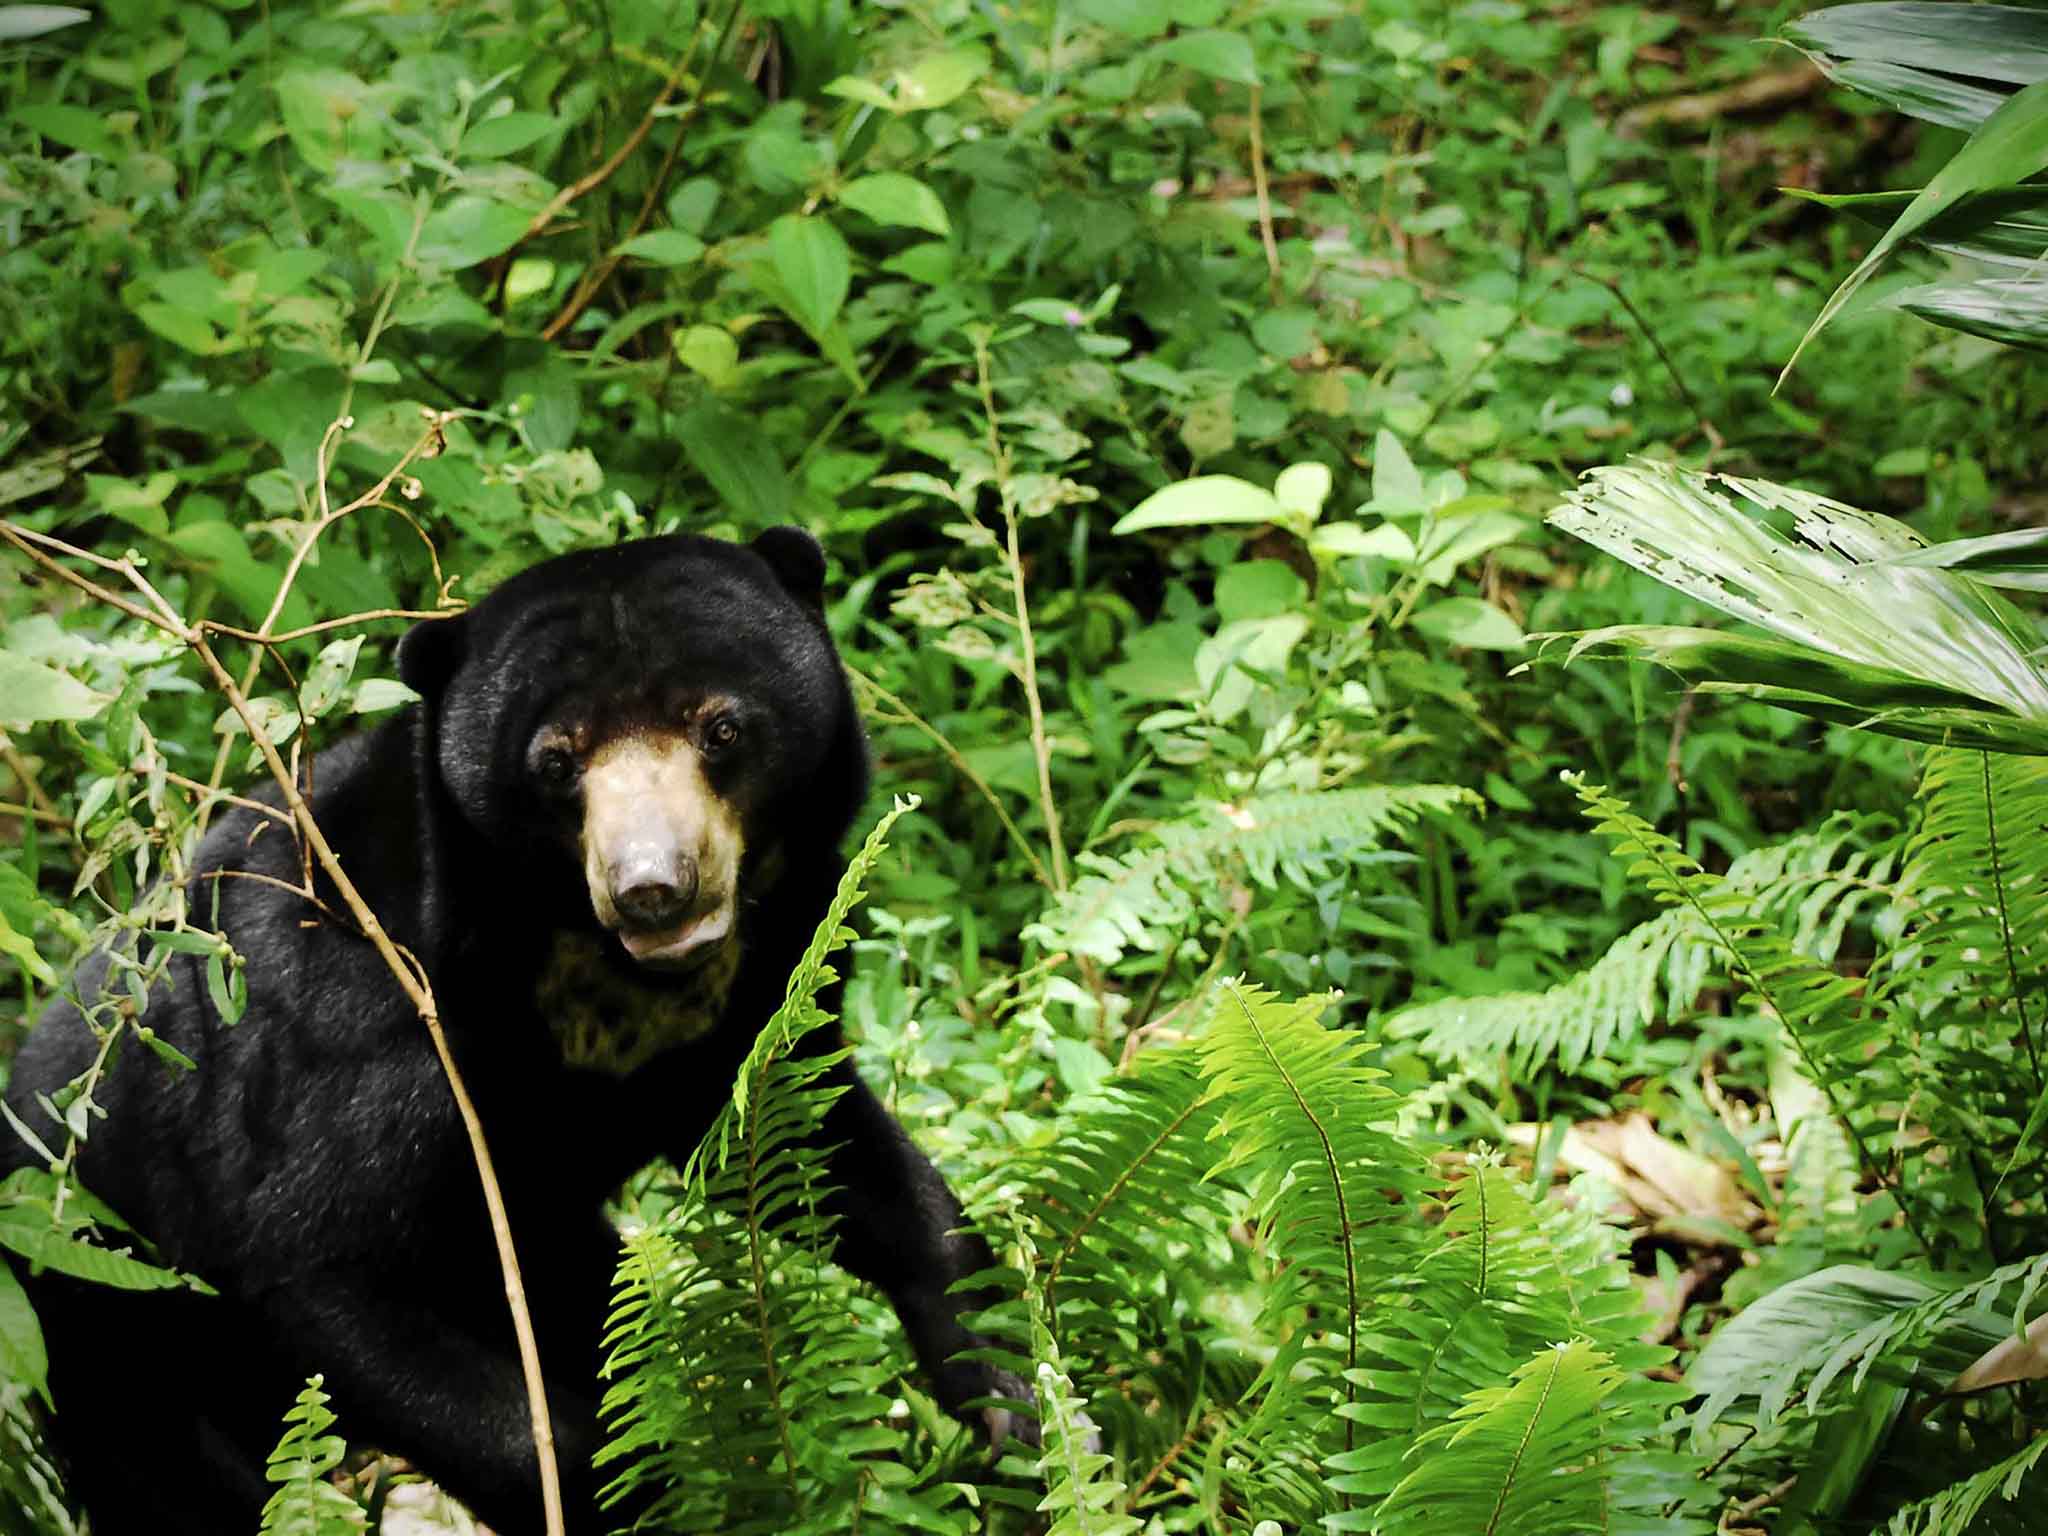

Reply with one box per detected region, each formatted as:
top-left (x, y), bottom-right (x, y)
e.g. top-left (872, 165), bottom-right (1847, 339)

top-left (1769, 1044), bottom-right (1863, 1264)
top-left (1004, 1047), bottom-right (1250, 1469)
top-left (1882, 1435), bottom-right (2048, 1536)
top-left (1025, 785), bottom-right (1478, 967)
top-left (1033, 1049), bottom-right (1229, 1322)
top-left (1388, 815), bottom-right (1898, 1073)
top-left (1891, 749), bottom-right (2048, 1180)
top-left (257, 1377), bottom-right (363, 1536)
top-left (600, 800), bottom-right (973, 1535)
top-left (1189, 981), bottom-right (1428, 1523)
top-left (1377, 1339), bottom-right (1626, 1536)
top-left (0, 1386), bottom-right (74, 1536)
top-left (1564, 775), bottom-right (1909, 1235)
top-left (1018, 1225), bottom-right (1140, 1536)
top-left (718, 795), bottom-right (920, 1152)
top-left (1199, 983), bottom-right (1426, 1382)
top-left (1336, 1159), bottom-right (1686, 1524)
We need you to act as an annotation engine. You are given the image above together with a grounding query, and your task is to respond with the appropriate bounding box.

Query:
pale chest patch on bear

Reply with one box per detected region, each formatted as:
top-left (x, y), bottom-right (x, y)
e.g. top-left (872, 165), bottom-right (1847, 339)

top-left (535, 930), bottom-right (741, 1076)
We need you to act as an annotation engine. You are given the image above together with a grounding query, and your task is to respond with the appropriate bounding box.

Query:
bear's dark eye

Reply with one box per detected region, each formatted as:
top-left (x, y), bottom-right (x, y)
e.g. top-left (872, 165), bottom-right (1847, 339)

top-left (704, 716), bottom-right (741, 755)
top-left (532, 742), bottom-right (580, 793)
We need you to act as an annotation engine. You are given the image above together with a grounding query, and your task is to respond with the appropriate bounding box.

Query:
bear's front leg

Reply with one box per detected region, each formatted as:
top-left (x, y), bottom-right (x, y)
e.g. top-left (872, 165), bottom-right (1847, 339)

top-left (259, 1273), bottom-right (614, 1535)
top-left (805, 1057), bottom-right (1038, 1443)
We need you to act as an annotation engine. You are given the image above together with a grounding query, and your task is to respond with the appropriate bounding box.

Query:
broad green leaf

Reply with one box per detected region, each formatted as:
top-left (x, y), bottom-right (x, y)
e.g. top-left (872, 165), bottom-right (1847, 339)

top-left (417, 195), bottom-right (532, 271)
top-left (1895, 276), bottom-right (2048, 350)
top-left (588, 300), bottom-right (690, 366)
top-left (614, 229), bottom-right (706, 267)
top-left (1784, 3), bottom-right (2048, 128)
top-left (132, 302), bottom-right (233, 355)
top-left (0, 1259), bottom-right (46, 1404)
top-left (1782, 1378), bottom-right (1910, 1524)
top-left (1273, 461), bottom-right (1333, 522)
top-left (1829, 58), bottom-right (2009, 131)
top-left (301, 637), bottom-right (364, 718)
top-left (461, 111), bottom-right (558, 158)
top-left (0, 1215), bottom-right (187, 1291)
top-left (1197, 613), bottom-right (1308, 720)
top-left (0, 651), bottom-right (108, 726)
top-left (1367, 429), bottom-right (1425, 512)
top-left (79, 34), bottom-right (182, 91)
top-left (1547, 463), bottom-right (2048, 754)
top-left (1551, 628), bottom-right (2048, 755)
top-left (1215, 560), bottom-right (1306, 624)
top-left (1789, 185), bottom-right (2048, 265)
top-left (838, 173), bottom-right (950, 235)
top-left (504, 357), bottom-right (579, 452)
top-left (1690, 1265), bottom-right (1942, 1439)
top-left (325, 187), bottom-right (417, 264)
top-left (677, 400), bottom-right (793, 524)
top-left (86, 469), bottom-right (175, 535)
top-left (1150, 29), bottom-right (1259, 86)
top-left (503, 258), bottom-right (554, 303)
top-left (1102, 620), bottom-right (1203, 700)
top-left (768, 215), bottom-right (852, 339)
top-left (821, 74), bottom-right (897, 112)
top-left (164, 521), bottom-right (315, 633)
top-left (1074, 0), bottom-right (1175, 38)
top-left (901, 45), bottom-right (989, 110)
top-left (1113, 475), bottom-right (1282, 534)
top-left (14, 103), bottom-right (119, 157)
top-left (1785, 4), bottom-right (2048, 93)
top-left (1410, 596), bottom-right (1525, 652)
top-left (881, 241), bottom-right (953, 285)
top-left (276, 69), bottom-right (377, 174)
top-left (1879, 524), bottom-right (2048, 589)
top-left (674, 324), bottom-right (740, 389)
top-left (0, 909), bottom-right (55, 987)
top-left (1312, 520), bottom-right (1415, 563)
top-left (350, 678), bottom-right (419, 715)
top-left (1416, 505), bottom-right (1525, 581)
top-left (1784, 77), bottom-right (2048, 381)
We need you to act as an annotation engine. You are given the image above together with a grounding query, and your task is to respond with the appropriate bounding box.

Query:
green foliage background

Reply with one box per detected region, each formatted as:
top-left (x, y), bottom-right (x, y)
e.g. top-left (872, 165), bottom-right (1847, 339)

top-left (5, 0), bottom-right (2048, 1530)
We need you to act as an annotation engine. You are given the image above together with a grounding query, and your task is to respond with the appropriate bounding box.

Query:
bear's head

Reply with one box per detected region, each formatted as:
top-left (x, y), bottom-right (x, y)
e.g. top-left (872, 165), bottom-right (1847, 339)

top-left (397, 528), bottom-right (866, 970)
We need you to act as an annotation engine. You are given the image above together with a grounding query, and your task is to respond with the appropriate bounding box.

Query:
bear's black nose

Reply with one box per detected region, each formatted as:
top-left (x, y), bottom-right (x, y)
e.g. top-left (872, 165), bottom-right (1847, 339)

top-left (611, 856), bottom-right (698, 930)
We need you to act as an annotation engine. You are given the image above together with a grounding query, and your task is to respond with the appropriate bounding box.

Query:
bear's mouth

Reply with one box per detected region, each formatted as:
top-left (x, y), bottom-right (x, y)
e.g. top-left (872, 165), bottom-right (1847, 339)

top-left (616, 903), bottom-right (734, 969)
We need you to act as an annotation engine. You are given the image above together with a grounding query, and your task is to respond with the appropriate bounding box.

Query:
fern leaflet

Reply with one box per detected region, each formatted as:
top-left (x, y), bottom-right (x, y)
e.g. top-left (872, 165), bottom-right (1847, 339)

top-left (1387, 815), bottom-right (1897, 1073)
top-left (257, 1377), bottom-right (363, 1536)
top-left (1882, 1435), bottom-right (2048, 1536)
top-left (1378, 1338), bottom-right (1625, 1536)
top-left (1026, 785), bottom-right (1477, 967)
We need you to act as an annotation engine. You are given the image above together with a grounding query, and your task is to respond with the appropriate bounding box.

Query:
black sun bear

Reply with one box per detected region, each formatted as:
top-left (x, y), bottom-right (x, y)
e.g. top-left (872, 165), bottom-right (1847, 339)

top-left (2, 529), bottom-right (1023, 1534)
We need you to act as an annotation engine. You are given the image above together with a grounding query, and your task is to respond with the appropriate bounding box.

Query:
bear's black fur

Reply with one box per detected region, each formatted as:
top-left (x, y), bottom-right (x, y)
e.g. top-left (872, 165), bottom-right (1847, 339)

top-left (2, 530), bottom-right (1017, 1534)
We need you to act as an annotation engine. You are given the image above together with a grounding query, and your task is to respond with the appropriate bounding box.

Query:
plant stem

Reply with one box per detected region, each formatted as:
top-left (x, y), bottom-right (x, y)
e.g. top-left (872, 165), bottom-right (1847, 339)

top-left (1248, 85), bottom-right (1282, 304)
top-left (850, 667), bottom-right (1053, 890)
top-left (972, 333), bottom-right (1070, 893)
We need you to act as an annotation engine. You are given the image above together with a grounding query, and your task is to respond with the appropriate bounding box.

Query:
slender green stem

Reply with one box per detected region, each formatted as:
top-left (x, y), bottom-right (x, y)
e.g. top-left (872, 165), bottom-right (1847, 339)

top-left (972, 332), bottom-right (1070, 893)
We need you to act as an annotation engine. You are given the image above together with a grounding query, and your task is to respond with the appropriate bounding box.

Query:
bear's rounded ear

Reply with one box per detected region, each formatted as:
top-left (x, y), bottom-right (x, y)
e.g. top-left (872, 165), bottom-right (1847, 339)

top-left (396, 613), bottom-right (468, 701)
top-left (750, 526), bottom-right (826, 611)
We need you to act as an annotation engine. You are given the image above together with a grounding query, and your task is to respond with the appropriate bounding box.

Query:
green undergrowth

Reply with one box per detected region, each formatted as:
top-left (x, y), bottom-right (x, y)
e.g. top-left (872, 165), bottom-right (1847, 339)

top-left (6, 0), bottom-right (2048, 1530)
